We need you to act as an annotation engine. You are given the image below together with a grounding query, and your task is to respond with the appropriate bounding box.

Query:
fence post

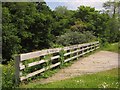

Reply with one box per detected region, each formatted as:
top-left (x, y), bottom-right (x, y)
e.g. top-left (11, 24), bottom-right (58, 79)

top-left (93, 43), bottom-right (95, 50)
top-left (90, 43), bottom-right (93, 51)
top-left (97, 41), bottom-right (100, 49)
top-left (76, 48), bottom-right (79, 60)
top-left (82, 46), bottom-right (84, 55)
top-left (95, 42), bottom-right (97, 49)
top-left (94, 42), bottom-right (97, 50)
top-left (15, 55), bottom-right (20, 86)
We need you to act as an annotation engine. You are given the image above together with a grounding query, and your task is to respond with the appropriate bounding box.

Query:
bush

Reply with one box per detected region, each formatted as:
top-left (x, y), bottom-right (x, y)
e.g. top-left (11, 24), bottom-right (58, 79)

top-left (83, 31), bottom-right (96, 42)
top-left (50, 43), bottom-right (64, 48)
top-left (56, 31), bottom-right (96, 46)
top-left (2, 60), bottom-right (16, 88)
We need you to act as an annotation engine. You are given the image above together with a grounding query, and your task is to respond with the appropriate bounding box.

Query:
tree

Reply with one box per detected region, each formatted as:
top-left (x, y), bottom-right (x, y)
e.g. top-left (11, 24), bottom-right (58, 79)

top-left (2, 2), bottom-right (54, 63)
top-left (54, 6), bottom-right (68, 15)
top-left (103, 0), bottom-right (120, 17)
top-left (70, 20), bottom-right (87, 33)
top-left (51, 6), bottom-right (74, 37)
top-left (106, 16), bottom-right (120, 43)
top-left (2, 6), bottom-right (21, 63)
top-left (103, 0), bottom-right (120, 43)
top-left (73, 6), bottom-right (97, 22)
top-left (73, 6), bottom-right (110, 38)
top-left (29, 12), bottom-right (53, 50)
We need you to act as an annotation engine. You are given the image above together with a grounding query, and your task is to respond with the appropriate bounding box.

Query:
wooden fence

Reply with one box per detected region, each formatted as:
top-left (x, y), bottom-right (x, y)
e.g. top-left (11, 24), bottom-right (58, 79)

top-left (15, 41), bottom-right (99, 84)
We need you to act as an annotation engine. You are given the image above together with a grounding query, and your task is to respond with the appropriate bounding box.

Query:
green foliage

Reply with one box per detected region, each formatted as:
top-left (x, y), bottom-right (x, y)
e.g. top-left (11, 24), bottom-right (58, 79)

top-left (44, 54), bottom-right (52, 70)
top-left (2, 61), bottom-right (15, 88)
top-left (2, 2), bottom-right (118, 64)
top-left (70, 20), bottom-right (87, 32)
top-left (2, 2), bottom-right (53, 63)
top-left (2, 6), bottom-right (22, 63)
top-left (51, 18), bottom-right (69, 36)
top-left (106, 17), bottom-right (120, 43)
top-left (74, 6), bottom-right (96, 22)
top-left (55, 6), bottom-right (68, 15)
top-left (51, 43), bottom-right (64, 48)
top-left (73, 6), bottom-right (110, 41)
top-left (103, 1), bottom-right (120, 43)
top-left (51, 6), bottom-right (73, 37)
top-left (40, 69), bottom-right (59, 79)
top-left (59, 49), bottom-right (65, 67)
top-left (56, 31), bottom-right (96, 46)
top-left (36, 2), bottom-right (52, 14)
top-left (29, 12), bottom-right (53, 50)
top-left (103, 1), bottom-right (120, 17)
top-left (101, 43), bottom-right (119, 53)
top-left (83, 31), bottom-right (97, 42)
top-left (22, 58), bottom-right (44, 78)
top-left (2, 1), bottom-right (120, 88)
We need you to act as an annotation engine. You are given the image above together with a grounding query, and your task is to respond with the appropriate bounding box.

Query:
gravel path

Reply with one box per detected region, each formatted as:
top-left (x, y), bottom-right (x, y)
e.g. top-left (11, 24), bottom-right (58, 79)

top-left (38, 51), bottom-right (119, 84)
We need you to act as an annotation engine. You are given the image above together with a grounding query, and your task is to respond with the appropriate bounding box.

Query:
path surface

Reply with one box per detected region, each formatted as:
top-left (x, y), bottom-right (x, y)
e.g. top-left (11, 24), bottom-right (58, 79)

top-left (38, 51), bottom-right (119, 84)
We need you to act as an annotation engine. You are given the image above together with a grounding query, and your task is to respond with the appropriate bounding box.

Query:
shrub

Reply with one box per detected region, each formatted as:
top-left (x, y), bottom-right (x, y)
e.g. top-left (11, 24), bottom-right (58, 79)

top-left (51, 43), bottom-right (64, 48)
top-left (56, 31), bottom-right (96, 46)
top-left (2, 60), bottom-right (15, 88)
top-left (83, 31), bottom-right (96, 42)
top-left (59, 49), bottom-right (65, 68)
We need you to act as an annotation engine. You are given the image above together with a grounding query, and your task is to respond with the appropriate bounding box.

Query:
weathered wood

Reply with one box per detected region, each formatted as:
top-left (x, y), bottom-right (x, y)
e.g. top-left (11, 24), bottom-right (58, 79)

top-left (20, 56), bottom-right (60, 70)
top-left (20, 48), bottom-right (61, 61)
top-left (20, 63), bottom-right (25, 70)
top-left (64, 46), bottom-right (91, 56)
top-left (20, 60), bottom-right (45, 70)
top-left (20, 68), bottom-right (46, 81)
top-left (64, 53), bottom-right (85, 63)
top-left (20, 41), bottom-right (99, 61)
top-left (15, 55), bottom-right (20, 85)
top-left (50, 62), bottom-right (61, 68)
top-left (64, 54), bottom-right (79, 62)
top-left (20, 62), bottom-right (61, 81)
top-left (16, 41), bottom-right (99, 82)
top-left (51, 55), bottom-right (60, 60)
top-left (64, 49), bottom-right (81, 56)
top-left (20, 55), bottom-right (60, 70)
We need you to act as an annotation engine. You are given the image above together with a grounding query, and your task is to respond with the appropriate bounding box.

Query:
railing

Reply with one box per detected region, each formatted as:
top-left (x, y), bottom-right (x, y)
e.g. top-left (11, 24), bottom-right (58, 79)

top-left (15, 41), bottom-right (99, 84)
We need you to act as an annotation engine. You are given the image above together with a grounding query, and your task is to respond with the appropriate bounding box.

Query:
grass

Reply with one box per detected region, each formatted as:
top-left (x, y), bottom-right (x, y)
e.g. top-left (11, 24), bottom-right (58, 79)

top-left (101, 43), bottom-right (119, 53)
top-left (20, 68), bottom-right (119, 88)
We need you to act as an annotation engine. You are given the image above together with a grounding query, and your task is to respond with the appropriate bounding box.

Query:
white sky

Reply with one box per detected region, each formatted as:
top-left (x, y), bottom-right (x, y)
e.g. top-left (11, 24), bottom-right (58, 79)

top-left (45, 0), bottom-right (111, 10)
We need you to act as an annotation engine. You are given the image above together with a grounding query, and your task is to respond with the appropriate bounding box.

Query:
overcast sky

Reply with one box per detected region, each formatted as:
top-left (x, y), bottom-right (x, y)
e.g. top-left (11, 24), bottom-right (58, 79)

top-left (44, 0), bottom-right (110, 11)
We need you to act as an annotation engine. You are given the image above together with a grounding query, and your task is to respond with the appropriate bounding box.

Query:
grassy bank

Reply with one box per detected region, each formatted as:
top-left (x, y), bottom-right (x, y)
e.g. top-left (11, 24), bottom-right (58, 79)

top-left (101, 43), bottom-right (119, 53)
top-left (20, 68), bottom-right (119, 88)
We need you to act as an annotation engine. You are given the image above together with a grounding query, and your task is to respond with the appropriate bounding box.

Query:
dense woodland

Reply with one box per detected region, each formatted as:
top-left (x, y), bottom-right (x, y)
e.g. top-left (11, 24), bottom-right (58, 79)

top-left (2, 1), bottom-right (120, 64)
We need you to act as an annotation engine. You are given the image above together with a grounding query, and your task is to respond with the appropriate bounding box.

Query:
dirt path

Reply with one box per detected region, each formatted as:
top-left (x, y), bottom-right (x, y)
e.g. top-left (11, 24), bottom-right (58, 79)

top-left (38, 51), bottom-right (119, 84)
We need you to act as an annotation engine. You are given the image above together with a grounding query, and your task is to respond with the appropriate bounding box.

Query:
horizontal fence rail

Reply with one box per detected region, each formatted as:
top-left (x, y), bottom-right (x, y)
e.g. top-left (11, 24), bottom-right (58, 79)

top-left (15, 41), bottom-right (99, 84)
